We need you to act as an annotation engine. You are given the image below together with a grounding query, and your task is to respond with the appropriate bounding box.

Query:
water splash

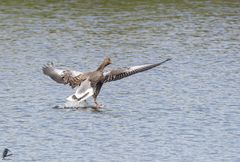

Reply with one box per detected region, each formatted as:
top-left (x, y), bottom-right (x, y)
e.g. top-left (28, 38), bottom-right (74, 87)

top-left (64, 100), bottom-right (88, 108)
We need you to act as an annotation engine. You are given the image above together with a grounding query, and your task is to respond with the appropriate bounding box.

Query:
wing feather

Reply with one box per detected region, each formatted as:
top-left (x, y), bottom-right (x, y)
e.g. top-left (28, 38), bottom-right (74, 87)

top-left (103, 58), bottom-right (171, 83)
top-left (42, 63), bottom-right (82, 85)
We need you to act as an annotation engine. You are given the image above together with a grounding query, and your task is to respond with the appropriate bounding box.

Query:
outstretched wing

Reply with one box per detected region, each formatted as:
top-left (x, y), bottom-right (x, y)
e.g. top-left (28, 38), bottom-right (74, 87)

top-left (103, 58), bottom-right (171, 83)
top-left (42, 62), bottom-right (83, 85)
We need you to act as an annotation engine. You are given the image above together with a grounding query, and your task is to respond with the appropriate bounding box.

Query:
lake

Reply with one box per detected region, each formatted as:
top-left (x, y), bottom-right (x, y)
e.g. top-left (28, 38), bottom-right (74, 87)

top-left (0, 0), bottom-right (239, 161)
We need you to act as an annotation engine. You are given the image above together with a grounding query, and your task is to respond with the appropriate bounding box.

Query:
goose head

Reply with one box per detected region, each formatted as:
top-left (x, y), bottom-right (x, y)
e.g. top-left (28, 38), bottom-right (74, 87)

top-left (103, 57), bottom-right (112, 66)
top-left (97, 57), bottom-right (112, 71)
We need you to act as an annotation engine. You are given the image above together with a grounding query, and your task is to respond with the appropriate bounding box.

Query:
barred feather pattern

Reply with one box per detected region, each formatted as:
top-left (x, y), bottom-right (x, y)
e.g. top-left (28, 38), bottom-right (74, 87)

top-left (103, 58), bottom-right (171, 83)
top-left (66, 74), bottom-right (86, 88)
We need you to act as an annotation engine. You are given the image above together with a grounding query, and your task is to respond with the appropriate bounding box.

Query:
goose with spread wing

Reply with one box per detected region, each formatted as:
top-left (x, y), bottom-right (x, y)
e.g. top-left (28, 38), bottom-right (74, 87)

top-left (42, 57), bottom-right (171, 108)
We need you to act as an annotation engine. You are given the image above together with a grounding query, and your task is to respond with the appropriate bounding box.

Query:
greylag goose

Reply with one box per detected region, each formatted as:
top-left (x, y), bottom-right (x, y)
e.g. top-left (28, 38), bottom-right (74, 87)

top-left (42, 57), bottom-right (171, 108)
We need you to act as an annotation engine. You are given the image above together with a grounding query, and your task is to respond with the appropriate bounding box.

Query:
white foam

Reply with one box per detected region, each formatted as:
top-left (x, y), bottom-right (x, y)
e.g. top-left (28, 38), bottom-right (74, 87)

top-left (64, 100), bottom-right (88, 108)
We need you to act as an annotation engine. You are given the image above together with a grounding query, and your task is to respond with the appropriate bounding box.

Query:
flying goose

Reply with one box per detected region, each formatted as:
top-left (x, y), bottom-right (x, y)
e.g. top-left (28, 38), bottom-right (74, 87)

top-left (42, 57), bottom-right (171, 108)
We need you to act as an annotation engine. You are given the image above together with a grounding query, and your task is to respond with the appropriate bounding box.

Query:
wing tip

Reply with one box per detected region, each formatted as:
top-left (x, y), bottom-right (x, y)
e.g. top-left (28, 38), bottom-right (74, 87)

top-left (158, 58), bottom-right (172, 65)
top-left (42, 62), bottom-right (55, 73)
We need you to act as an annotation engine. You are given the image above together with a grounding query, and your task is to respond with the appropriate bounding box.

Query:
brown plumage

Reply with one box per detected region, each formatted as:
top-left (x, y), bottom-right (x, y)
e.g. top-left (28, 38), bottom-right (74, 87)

top-left (67, 57), bottom-right (111, 107)
top-left (67, 57), bottom-right (112, 89)
top-left (42, 57), bottom-right (171, 108)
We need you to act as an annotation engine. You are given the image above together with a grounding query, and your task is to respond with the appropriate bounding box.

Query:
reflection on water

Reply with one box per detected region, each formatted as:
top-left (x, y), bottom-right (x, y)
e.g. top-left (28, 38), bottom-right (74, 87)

top-left (0, 0), bottom-right (240, 161)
